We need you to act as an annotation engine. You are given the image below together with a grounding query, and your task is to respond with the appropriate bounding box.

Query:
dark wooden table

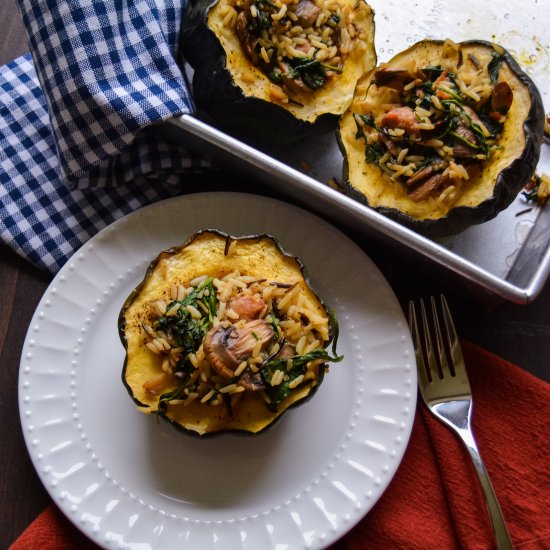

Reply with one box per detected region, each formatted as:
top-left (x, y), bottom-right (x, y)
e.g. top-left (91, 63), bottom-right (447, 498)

top-left (1, 2), bottom-right (549, 548)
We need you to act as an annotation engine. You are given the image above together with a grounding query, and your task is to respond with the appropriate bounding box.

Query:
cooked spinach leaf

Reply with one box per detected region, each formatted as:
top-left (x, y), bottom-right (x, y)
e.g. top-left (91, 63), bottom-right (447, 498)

top-left (478, 114), bottom-right (504, 137)
top-left (365, 141), bottom-right (386, 163)
top-left (421, 65), bottom-right (445, 80)
top-left (155, 277), bottom-right (217, 363)
top-left (287, 57), bottom-right (342, 90)
top-left (261, 348), bottom-right (343, 410)
top-left (488, 52), bottom-right (505, 84)
top-left (288, 57), bottom-right (327, 90)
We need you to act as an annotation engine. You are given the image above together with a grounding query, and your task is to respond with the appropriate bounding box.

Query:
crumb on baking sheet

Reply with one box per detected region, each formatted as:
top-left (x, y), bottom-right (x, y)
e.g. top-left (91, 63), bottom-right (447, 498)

top-left (522, 172), bottom-right (550, 205)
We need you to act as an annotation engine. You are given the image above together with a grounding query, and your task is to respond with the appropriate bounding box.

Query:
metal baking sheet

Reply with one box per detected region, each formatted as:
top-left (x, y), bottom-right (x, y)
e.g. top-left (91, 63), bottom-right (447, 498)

top-left (165, 0), bottom-right (550, 303)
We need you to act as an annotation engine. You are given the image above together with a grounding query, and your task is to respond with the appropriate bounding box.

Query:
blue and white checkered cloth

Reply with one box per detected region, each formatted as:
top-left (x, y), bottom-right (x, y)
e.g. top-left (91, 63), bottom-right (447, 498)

top-left (1, 0), bottom-right (210, 272)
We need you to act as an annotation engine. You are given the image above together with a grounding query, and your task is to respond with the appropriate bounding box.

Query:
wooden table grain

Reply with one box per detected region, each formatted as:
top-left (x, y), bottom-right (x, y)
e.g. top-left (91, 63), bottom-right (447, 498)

top-left (1, 1), bottom-right (549, 548)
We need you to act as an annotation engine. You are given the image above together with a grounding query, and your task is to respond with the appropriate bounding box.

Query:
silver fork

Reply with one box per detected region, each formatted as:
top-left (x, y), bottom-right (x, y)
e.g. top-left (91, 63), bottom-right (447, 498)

top-left (409, 295), bottom-right (514, 550)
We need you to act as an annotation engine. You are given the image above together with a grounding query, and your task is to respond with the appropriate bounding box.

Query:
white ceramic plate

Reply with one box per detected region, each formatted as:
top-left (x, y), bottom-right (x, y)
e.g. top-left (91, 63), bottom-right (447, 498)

top-left (19, 192), bottom-right (416, 549)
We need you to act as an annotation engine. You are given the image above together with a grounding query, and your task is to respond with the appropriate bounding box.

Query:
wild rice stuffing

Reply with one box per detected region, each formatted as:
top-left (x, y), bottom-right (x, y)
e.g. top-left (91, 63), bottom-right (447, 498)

top-left (219, 0), bottom-right (369, 97)
top-left (141, 269), bottom-right (340, 414)
top-left (352, 39), bottom-right (514, 203)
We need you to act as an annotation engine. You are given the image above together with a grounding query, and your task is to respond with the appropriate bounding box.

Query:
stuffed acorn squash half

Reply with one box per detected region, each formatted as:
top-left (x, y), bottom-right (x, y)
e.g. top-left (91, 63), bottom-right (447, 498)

top-left (180, 0), bottom-right (376, 143)
top-left (337, 39), bottom-right (545, 237)
top-left (119, 230), bottom-right (341, 437)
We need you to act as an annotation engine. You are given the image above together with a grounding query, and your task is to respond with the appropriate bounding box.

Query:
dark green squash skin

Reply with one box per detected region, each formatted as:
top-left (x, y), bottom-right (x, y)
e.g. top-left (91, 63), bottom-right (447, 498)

top-left (337, 40), bottom-right (545, 238)
top-left (118, 228), bottom-right (339, 438)
top-left (180, 0), bottom-right (354, 144)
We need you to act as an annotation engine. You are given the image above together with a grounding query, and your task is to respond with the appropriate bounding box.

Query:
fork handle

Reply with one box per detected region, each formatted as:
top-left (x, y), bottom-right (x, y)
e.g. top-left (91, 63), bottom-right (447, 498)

top-left (461, 432), bottom-right (514, 550)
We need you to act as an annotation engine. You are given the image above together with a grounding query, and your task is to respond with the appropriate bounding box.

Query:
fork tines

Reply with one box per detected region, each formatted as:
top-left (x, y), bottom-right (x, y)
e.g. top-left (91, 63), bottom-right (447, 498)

top-left (409, 295), bottom-right (465, 384)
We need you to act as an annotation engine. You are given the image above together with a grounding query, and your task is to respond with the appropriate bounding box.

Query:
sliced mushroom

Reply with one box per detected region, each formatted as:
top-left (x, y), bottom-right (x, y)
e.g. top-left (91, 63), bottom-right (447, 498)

top-left (235, 11), bottom-right (258, 64)
top-left (491, 81), bottom-right (513, 114)
top-left (409, 172), bottom-right (448, 202)
top-left (373, 68), bottom-right (414, 90)
top-left (278, 61), bottom-right (307, 94)
top-left (294, 0), bottom-right (322, 27)
top-left (452, 145), bottom-right (476, 159)
top-left (452, 120), bottom-right (479, 159)
top-left (281, 74), bottom-right (307, 95)
top-left (406, 159), bottom-right (446, 187)
top-left (278, 343), bottom-right (296, 359)
top-left (204, 319), bottom-right (274, 379)
top-left (238, 341), bottom-right (295, 392)
top-left (462, 104), bottom-right (482, 124)
top-left (239, 371), bottom-right (266, 391)
top-left (464, 161), bottom-right (482, 180)
top-left (379, 133), bottom-right (400, 157)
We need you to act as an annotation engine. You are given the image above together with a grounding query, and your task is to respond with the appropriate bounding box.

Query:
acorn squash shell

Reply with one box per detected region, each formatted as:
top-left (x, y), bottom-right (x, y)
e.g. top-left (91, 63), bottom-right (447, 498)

top-left (180, 0), bottom-right (377, 144)
top-left (118, 229), bottom-right (338, 437)
top-left (337, 39), bottom-right (545, 238)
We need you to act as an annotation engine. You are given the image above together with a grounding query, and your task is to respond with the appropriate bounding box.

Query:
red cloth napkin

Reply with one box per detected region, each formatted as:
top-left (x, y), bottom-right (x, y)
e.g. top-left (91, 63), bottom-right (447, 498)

top-left (10, 341), bottom-right (550, 550)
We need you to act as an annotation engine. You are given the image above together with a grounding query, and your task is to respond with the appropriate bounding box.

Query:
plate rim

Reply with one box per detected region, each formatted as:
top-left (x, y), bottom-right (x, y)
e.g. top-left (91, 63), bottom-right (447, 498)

top-left (18, 191), bottom-right (416, 549)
